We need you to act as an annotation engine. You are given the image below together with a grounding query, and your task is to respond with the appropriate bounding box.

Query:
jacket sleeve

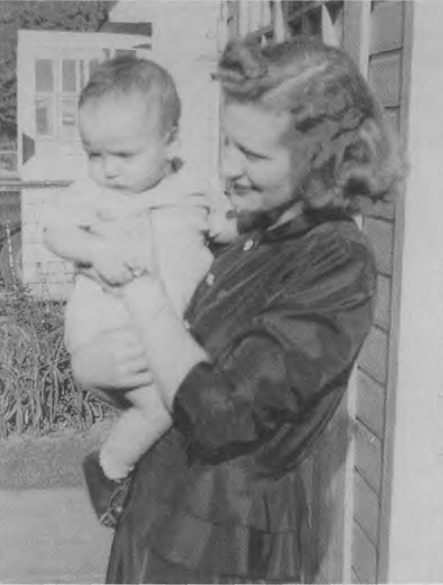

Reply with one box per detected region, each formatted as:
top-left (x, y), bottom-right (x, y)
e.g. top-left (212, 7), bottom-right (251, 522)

top-left (172, 237), bottom-right (376, 463)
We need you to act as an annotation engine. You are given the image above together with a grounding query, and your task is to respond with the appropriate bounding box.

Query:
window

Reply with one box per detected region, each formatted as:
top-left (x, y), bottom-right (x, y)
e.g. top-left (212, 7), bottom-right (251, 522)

top-left (281, 1), bottom-right (344, 46)
top-left (35, 59), bottom-right (55, 137)
top-left (34, 48), bottom-right (128, 141)
top-left (226, 1), bottom-right (344, 48)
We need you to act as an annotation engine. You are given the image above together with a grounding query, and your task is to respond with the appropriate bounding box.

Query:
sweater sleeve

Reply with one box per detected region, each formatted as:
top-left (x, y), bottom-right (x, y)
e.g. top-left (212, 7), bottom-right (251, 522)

top-left (152, 195), bottom-right (213, 317)
top-left (43, 180), bottom-right (98, 232)
top-left (172, 235), bottom-right (376, 464)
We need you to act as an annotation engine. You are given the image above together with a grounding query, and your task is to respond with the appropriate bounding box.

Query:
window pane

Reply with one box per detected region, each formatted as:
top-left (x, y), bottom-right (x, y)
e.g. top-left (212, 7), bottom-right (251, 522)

top-left (89, 59), bottom-right (100, 77)
top-left (62, 59), bottom-right (77, 92)
top-left (35, 60), bottom-right (54, 92)
top-left (59, 97), bottom-right (78, 140)
top-left (79, 60), bottom-right (86, 90)
top-left (35, 96), bottom-right (53, 136)
top-left (0, 152), bottom-right (17, 173)
top-left (115, 49), bottom-right (136, 58)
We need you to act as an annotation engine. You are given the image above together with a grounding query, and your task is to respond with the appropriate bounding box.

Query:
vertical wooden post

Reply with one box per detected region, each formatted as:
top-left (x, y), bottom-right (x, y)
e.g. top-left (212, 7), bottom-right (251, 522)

top-left (341, 3), bottom-right (371, 582)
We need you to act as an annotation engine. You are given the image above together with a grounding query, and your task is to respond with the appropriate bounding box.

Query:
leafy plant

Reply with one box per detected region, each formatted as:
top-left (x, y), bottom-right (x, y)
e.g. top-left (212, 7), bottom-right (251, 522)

top-left (0, 282), bottom-right (111, 439)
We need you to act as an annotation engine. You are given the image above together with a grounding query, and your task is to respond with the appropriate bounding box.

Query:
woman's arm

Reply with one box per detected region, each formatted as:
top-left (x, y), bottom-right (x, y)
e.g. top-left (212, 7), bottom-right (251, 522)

top-left (121, 234), bottom-right (376, 464)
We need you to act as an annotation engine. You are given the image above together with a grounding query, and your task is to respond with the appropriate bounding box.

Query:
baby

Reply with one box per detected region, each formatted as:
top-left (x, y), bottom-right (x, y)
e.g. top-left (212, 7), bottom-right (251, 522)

top-left (44, 55), bottom-right (213, 525)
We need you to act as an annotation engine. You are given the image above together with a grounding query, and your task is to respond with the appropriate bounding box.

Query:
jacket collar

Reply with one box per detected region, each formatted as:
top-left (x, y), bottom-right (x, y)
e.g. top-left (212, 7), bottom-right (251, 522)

top-left (260, 208), bottom-right (354, 243)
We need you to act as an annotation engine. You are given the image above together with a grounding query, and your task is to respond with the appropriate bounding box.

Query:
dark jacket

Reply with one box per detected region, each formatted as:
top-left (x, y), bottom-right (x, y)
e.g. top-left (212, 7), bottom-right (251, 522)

top-left (106, 211), bottom-right (376, 584)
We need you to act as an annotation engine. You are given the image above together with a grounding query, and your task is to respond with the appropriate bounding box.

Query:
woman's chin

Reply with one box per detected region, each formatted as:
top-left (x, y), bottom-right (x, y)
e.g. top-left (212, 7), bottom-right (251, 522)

top-left (236, 209), bottom-right (275, 234)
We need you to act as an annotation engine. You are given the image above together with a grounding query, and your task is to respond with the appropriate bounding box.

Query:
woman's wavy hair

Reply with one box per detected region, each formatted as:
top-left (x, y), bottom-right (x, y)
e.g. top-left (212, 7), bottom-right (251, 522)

top-left (218, 37), bottom-right (404, 213)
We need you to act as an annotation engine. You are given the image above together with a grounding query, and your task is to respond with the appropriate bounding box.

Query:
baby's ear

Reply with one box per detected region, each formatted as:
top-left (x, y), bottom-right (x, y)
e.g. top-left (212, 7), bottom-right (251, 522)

top-left (166, 126), bottom-right (181, 159)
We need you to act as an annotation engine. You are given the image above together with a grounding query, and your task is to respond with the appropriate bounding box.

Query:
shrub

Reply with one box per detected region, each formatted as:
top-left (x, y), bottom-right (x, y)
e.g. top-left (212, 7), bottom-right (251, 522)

top-left (0, 284), bottom-right (111, 439)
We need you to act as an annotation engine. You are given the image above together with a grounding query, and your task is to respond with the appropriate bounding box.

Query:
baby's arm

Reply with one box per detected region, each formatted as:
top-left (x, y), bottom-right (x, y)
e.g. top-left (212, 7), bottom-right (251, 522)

top-left (152, 196), bottom-right (213, 315)
top-left (44, 185), bottom-right (104, 265)
top-left (45, 219), bottom-right (99, 266)
top-left (44, 188), bottom-right (134, 286)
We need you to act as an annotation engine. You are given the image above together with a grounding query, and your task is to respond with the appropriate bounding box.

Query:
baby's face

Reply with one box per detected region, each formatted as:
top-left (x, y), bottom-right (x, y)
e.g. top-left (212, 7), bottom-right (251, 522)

top-left (79, 93), bottom-right (174, 194)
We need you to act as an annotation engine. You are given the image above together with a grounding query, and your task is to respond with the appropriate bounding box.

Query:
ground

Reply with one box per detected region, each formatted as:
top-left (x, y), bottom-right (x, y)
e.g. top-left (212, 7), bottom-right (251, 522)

top-left (0, 422), bottom-right (114, 583)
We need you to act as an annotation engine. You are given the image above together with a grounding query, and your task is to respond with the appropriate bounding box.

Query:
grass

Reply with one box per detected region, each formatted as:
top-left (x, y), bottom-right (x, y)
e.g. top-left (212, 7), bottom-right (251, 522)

top-left (0, 280), bottom-right (111, 440)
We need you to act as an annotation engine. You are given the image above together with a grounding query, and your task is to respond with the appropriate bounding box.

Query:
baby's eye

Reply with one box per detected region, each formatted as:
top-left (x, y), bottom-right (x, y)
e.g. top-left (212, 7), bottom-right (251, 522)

top-left (87, 152), bottom-right (100, 160)
top-left (116, 152), bottom-right (134, 160)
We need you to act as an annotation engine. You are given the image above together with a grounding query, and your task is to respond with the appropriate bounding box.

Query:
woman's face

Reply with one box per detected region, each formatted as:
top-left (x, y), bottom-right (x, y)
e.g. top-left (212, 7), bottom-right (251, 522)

top-left (223, 102), bottom-right (300, 232)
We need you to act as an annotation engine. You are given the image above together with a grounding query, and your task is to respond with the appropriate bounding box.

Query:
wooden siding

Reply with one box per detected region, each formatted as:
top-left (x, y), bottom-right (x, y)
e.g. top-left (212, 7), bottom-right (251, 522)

top-left (366, 200), bottom-right (395, 221)
top-left (356, 369), bottom-right (385, 439)
top-left (385, 106), bottom-right (401, 134)
top-left (363, 217), bottom-right (394, 275)
top-left (377, 1), bottom-right (413, 579)
top-left (370, 0), bottom-right (404, 53)
top-left (374, 275), bottom-right (391, 331)
top-left (354, 470), bottom-right (379, 544)
top-left (351, 1), bottom-right (408, 582)
top-left (358, 326), bottom-right (389, 386)
top-left (354, 419), bottom-right (383, 493)
top-left (352, 519), bottom-right (378, 582)
top-left (368, 51), bottom-right (402, 107)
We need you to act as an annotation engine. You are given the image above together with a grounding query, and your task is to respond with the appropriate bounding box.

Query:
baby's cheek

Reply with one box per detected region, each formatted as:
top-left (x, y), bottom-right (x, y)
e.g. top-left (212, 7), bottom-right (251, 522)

top-left (89, 164), bottom-right (104, 185)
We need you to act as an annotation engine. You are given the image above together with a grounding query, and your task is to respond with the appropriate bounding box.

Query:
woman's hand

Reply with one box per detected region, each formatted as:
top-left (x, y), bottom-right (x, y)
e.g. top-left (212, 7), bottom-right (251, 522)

top-left (71, 327), bottom-right (152, 391)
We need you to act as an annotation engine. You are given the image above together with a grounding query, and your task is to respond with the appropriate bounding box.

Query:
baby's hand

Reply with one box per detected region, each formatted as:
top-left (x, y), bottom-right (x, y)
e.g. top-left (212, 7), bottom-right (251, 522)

top-left (91, 241), bottom-right (134, 286)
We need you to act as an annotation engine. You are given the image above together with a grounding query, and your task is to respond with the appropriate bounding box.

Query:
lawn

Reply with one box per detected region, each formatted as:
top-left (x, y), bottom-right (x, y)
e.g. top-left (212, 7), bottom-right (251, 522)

top-left (0, 276), bottom-right (111, 440)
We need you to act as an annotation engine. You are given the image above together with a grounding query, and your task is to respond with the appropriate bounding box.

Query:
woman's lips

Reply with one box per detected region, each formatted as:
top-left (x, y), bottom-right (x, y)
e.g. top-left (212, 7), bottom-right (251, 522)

top-left (228, 183), bottom-right (255, 199)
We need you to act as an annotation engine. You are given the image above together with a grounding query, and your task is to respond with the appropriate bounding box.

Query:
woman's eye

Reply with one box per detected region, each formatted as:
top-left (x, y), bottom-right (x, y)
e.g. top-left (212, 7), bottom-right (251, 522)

top-left (87, 152), bottom-right (100, 160)
top-left (245, 151), bottom-right (263, 162)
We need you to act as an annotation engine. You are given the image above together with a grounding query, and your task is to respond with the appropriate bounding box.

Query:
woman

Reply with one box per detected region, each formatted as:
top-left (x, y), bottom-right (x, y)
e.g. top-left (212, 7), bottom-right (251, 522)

top-left (74, 36), bottom-right (401, 583)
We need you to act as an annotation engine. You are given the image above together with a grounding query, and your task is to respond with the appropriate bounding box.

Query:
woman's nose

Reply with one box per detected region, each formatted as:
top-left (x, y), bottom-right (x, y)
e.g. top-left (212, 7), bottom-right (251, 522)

top-left (222, 145), bottom-right (243, 179)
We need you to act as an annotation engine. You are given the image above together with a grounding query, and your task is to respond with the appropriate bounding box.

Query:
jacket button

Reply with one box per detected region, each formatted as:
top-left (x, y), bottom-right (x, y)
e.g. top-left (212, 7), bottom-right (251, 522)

top-left (206, 272), bottom-right (215, 285)
top-left (243, 239), bottom-right (254, 251)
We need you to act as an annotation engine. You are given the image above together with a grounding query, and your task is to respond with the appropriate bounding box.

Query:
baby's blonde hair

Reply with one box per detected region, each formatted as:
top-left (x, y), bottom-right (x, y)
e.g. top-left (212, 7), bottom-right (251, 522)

top-left (79, 54), bottom-right (181, 136)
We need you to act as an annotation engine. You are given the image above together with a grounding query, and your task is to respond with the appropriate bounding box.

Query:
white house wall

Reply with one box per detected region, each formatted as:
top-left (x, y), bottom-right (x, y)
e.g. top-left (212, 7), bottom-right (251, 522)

top-left (387, 1), bottom-right (443, 581)
top-left (110, 0), bottom-right (223, 199)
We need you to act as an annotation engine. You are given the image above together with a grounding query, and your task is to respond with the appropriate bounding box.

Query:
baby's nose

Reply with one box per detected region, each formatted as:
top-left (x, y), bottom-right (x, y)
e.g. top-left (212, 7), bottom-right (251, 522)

top-left (102, 156), bottom-right (120, 178)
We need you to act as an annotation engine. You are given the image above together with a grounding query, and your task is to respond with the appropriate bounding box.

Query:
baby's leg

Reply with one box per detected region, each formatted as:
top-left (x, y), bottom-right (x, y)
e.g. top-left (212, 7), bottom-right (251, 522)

top-left (100, 384), bottom-right (172, 480)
